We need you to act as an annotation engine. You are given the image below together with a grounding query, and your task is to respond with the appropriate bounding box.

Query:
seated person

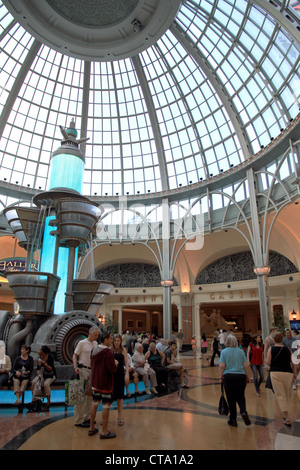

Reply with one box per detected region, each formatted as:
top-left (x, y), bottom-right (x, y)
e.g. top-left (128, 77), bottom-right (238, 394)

top-left (164, 342), bottom-right (189, 388)
top-left (148, 341), bottom-right (168, 388)
top-left (142, 337), bottom-right (150, 354)
top-left (12, 344), bottom-right (34, 404)
top-left (124, 346), bottom-right (140, 396)
top-left (0, 340), bottom-right (11, 389)
top-left (31, 346), bottom-right (56, 410)
top-left (156, 338), bottom-right (169, 353)
top-left (132, 343), bottom-right (158, 395)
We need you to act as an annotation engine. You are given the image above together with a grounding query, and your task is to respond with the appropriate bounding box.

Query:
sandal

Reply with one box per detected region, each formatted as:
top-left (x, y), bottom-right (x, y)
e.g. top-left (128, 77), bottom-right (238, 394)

top-left (88, 428), bottom-right (98, 436)
top-left (100, 431), bottom-right (116, 439)
top-left (283, 418), bottom-right (291, 427)
top-left (118, 417), bottom-right (124, 426)
top-left (126, 393), bottom-right (131, 398)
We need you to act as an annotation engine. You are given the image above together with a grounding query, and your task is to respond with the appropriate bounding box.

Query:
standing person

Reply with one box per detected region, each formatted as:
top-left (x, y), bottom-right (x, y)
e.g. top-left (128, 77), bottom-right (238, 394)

top-left (112, 334), bottom-right (129, 426)
top-left (126, 333), bottom-right (136, 355)
top-left (291, 330), bottom-right (300, 390)
top-left (264, 326), bottom-right (279, 362)
top-left (72, 326), bottom-right (100, 428)
top-left (266, 332), bottom-right (297, 427)
top-left (219, 330), bottom-right (226, 350)
top-left (210, 335), bottom-right (220, 367)
top-left (177, 329), bottom-right (184, 352)
top-left (89, 331), bottom-right (118, 439)
top-left (191, 336), bottom-right (197, 359)
top-left (247, 334), bottom-right (264, 397)
top-left (219, 335), bottom-right (252, 427)
top-left (0, 340), bottom-right (11, 389)
top-left (12, 345), bottom-right (34, 404)
top-left (283, 329), bottom-right (295, 350)
top-left (201, 334), bottom-right (208, 364)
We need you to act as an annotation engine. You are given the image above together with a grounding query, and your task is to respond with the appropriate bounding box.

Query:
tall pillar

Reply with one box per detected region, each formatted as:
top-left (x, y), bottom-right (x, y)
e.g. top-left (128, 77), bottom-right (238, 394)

top-left (161, 283), bottom-right (173, 340)
top-left (254, 268), bottom-right (272, 340)
top-left (161, 198), bottom-right (173, 340)
top-left (194, 301), bottom-right (201, 340)
top-left (118, 309), bottom-right (122, 334)
top-left (177, 302), bottom-right (183, 331)
top-left (247, 169), bottom-right (272, 341)
top-left (181, 293), bottom-right (192, 344)
top-left (146, 310), bottom-right (151, 333)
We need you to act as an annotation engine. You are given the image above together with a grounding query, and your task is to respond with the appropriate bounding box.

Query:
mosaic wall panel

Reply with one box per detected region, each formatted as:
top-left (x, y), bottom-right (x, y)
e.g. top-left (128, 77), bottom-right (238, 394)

top-left (195, 251), bottom-right (298, 285)
top-left (95, 263), bottom-right (178, 288)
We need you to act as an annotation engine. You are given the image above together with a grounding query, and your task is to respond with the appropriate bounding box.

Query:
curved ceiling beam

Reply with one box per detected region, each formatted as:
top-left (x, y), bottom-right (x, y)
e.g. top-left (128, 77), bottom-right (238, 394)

top-left (0, 39), bottom-right (41, 139)
top-left (153, 41), bottom-right (209, 179)
top-left (170, 23), bottom-right (252, 161)
top-left (132, 55), bottom-right (169, 191)
top-left (251, 0), bottom-right (300, 44)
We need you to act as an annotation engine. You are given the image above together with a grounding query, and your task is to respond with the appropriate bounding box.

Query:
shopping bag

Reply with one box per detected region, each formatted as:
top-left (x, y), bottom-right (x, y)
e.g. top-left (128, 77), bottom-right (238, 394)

top-left (265, 373), bottom-right (273, 392)
top-left (33, 374), bottom-right (45, 397)
top-left (218, 383), bottom-right (229, 415)
top-left (65, 379), bottom-right (86, 406)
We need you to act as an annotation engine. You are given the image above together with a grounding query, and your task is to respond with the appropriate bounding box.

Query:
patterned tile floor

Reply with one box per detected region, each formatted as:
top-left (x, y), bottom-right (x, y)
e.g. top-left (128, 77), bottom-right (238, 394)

top-left (0, 357), bottom-right (299, 454)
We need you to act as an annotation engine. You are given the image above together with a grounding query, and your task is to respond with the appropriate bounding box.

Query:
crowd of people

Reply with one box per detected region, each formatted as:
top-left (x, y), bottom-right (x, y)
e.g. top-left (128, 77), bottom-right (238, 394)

top-left (72, 328), bottom-right (189, 439)
top-left (0, 325), bottom-right (299, 437)
top-left (0, 340), bottom-right (56, 412)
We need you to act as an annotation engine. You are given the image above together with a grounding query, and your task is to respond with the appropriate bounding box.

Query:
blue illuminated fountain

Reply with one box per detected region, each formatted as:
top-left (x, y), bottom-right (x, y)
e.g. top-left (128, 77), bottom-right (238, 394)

top-left (2, 122), bottom-right (114, 369)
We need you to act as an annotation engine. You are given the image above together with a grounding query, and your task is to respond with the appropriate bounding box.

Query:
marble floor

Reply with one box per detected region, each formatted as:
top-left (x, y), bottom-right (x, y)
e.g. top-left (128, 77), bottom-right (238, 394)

top-left (0, 356), bottom-right (299, 454)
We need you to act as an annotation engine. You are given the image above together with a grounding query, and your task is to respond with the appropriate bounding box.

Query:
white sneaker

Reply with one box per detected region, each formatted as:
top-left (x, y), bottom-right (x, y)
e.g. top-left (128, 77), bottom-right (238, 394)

top-left (292, 384), bottom-right (297, 390)
top-left (150, 387), bottom-right (158, 394)
top-left (145, 388), bottom-right (151, 395)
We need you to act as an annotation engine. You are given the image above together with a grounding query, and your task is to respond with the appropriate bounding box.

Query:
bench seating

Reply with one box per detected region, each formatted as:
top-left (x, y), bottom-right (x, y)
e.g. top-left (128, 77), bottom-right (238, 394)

top-left (1, 367), bottom-right (181, 413)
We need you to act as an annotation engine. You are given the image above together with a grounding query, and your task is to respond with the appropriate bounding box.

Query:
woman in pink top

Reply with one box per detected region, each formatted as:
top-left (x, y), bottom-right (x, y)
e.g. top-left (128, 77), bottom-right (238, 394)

top-left (247, 334), bottom-right (264, 397)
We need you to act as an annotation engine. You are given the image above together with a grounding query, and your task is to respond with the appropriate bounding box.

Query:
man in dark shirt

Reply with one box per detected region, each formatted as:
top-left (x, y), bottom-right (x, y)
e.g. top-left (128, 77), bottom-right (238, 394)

top-left (88, 331), bottom-right (118, 439)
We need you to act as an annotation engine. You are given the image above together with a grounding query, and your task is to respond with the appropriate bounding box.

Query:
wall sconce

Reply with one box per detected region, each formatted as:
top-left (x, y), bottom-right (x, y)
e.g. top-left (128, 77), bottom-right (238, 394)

top-left (291, 309), bottom-right (297, 321)
top-left (161, 280), bottom-right (174, 287)
top-left (253, 266), bottom-right (271, 275)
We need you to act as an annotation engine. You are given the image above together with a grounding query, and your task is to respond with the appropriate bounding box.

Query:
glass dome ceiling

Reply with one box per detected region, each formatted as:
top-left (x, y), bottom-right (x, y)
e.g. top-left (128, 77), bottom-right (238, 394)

top-left (0, 0), bottom-right (300, 202)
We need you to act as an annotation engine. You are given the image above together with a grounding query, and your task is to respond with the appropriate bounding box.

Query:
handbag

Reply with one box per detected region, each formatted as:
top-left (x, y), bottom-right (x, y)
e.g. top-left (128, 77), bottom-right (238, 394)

top-left (65, 379), bottom-right (86, 406)
top-left (265, 373), bottom-right (273, 392)
top-left (265, 346), bottom-right (284, 393)
top-left (33, 374), bottom-right (45, 397)
top-left (218, 382), bottom-right (229, 415)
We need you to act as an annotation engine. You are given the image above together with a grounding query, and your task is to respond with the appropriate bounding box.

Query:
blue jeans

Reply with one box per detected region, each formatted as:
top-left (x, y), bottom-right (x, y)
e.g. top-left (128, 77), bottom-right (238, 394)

top-left (250, 364), bottom-right (264, 392)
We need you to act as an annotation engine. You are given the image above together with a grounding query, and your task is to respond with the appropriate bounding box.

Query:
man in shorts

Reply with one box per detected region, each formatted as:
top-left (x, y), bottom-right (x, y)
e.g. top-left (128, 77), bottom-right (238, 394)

top-left (72, 326), bottom-right (100, 427)
top-left (88, 331), bottom-right (118, 439)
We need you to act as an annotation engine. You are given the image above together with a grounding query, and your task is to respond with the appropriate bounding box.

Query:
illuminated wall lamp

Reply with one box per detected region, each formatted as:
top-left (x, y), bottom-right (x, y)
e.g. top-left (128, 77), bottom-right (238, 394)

top-left (291, 309), bottom-right (297, 321)
top-left (253, 266), bottom-right (271, 275)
